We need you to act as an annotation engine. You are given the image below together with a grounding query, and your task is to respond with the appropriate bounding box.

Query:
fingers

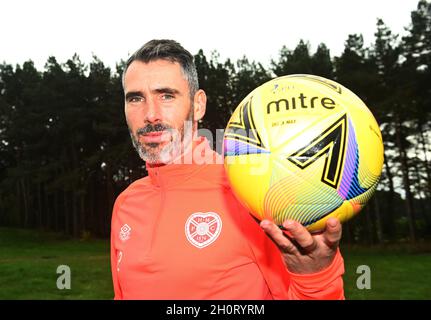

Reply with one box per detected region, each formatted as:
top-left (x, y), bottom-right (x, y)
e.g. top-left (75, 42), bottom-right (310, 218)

top-left (323, 217), bottom-right (342, 248)
top-left (260, 220), bottom-right (297, 254)
top-left (261, 218), bottom-right (341, 254)
top-left (282, 220), bottom-right (317, 254)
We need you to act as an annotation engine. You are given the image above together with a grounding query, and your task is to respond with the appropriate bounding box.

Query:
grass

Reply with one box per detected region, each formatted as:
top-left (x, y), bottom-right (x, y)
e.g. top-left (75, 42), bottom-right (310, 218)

top-left (0, 227), bottom-right (430, 299)
top-left (341, 243), bottom-right (431, 299)
top-left (0, 227), bottom-right (112, 300)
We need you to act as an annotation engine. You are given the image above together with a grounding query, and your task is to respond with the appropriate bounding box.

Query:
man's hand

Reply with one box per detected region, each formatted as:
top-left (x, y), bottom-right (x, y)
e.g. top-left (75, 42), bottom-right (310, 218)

top-left (260, 217), bottom-right (342, 274)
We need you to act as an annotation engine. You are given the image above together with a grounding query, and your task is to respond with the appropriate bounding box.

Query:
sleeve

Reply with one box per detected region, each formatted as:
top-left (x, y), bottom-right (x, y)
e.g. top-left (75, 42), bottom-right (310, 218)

top-left (286, 248), bottom-right (345, 300)
top-left (237, 204), bottom-right (345, 300)
top-left (110, 198), bottom-right (123, 300)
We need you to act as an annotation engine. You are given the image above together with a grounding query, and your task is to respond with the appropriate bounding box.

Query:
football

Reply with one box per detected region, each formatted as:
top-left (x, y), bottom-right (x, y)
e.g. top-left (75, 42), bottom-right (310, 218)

top-left (223, 74), bottom-right (384, 232)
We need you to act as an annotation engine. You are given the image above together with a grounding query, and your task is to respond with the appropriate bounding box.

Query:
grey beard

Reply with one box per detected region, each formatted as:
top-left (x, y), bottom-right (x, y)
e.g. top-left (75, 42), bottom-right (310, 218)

top-left (130, 109), bottom-right (194, 164)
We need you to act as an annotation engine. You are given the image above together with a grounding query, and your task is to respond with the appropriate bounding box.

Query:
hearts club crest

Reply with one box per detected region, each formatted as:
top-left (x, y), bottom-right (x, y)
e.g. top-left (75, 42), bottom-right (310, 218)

top-left (185, 212), bottom-right (222, 249)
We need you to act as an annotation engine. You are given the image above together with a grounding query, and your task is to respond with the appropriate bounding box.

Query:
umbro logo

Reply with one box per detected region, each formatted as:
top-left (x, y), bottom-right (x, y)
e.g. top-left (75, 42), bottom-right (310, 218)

top-left (119, 224), bottom-right (131, 242)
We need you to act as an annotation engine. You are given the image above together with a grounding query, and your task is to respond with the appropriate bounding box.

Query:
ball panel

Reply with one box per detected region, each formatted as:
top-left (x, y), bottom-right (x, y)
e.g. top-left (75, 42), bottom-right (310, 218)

top-left (263, 162), bottom-right (344, 226)
top-left (224, 154), bottom-right (272, 219)
top-left (337, 90), bottom-right (384, 179)
top-left (349, 183), bottom-right (379, 208)
top-left (306, 200), bottom-right (356, 233)
top-left (338, 118), bottom-right (357, 199)
top-left (257, 77), bottom-right (343, 153)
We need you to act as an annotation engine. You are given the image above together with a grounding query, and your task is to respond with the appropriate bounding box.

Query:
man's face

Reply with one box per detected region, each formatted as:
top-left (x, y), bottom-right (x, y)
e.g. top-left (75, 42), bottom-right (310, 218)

top-left (123, 59), bottom-right (194, 164)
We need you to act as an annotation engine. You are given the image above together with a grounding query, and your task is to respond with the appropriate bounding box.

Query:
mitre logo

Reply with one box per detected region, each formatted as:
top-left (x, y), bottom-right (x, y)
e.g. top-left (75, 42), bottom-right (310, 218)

top-left (266, 93), bottom-right (336, 114)
top-left (119, 224), bottom-right (131, 242)
top-left (185, 212), bottom-right (222, 249)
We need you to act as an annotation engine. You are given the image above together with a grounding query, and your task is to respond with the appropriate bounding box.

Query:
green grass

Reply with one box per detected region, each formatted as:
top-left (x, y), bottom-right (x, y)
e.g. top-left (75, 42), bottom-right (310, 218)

top-left (341, 244), bottom-right (431, 299)
top-left (0, 227), bottom-right (112, 299)
top-left (1, 227), bottom-right (430, 299)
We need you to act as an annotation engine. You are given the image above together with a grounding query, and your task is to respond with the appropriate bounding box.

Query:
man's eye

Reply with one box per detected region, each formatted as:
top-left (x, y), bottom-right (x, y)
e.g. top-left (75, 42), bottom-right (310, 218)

top-left (161, 94), bottom-right (174, 101)
top-left (128, 96), bottom-right (143, 103)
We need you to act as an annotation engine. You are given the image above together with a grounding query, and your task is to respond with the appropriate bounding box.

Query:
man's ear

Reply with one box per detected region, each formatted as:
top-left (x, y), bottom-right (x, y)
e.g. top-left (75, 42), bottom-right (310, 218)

top-left (193, 89), bottom-right (207, 122)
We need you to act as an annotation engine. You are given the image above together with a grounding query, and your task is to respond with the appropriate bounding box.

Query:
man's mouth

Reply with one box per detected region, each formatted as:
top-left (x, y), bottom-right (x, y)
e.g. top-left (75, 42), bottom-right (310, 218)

top-left (140, 131), bottom-right (169, 144)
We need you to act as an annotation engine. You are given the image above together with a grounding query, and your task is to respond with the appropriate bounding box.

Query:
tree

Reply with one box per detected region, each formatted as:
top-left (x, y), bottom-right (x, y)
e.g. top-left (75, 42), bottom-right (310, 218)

top-left (271, 40), bottom-right (313, 76)
top-left (311, 43), bottom-right (334, 78)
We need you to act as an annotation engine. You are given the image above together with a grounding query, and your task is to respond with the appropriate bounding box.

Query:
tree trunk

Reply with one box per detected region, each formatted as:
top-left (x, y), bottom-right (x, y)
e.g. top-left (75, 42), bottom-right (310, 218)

top-left (54, 190), bottom-right (59, 232)
top-left (80, 194), bottom-right (86, 234)
top-left (88, 175), bottom-right (95, 235)
top-left (63, 189), bottom-right (69, 235)
top-left (373, 195), bottom-right (384, 244)
top-left (68, 139), bottom-right (82, 238)
top-left (20, 178), bottom-right (29, 228)
top-left (16, 181), bottom-right (23, 226)
top-left (395, 118), bottom-right (417, 243)
top-left (36, 182), bottom-right (43, 229)
top-left (413, 148), bottom-right (431, 233)
top-left (44, 183), bottom-right (50, 230)
top-left (418, 122), bottom-right (431, 198)
top-left (72, 193), bottom-right (78, 237)
top-left (383, 155), bottom-right (396, 239)
top-left (364, 205), bottom-right (374, 245)
top-left (342, 223), bottom-right (353, 244)
top-left (105, 163), bottom-right (115, 236)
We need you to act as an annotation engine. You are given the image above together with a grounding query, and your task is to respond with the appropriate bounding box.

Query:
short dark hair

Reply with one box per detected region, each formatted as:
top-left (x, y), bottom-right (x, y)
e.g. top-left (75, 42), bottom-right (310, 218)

top-left (122, 39), bottom-right (199, 98)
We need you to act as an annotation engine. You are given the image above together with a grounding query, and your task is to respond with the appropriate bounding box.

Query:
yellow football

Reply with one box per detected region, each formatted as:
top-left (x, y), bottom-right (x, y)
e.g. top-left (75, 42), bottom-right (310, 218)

top-left (223, 74), bottom-right (384, 232)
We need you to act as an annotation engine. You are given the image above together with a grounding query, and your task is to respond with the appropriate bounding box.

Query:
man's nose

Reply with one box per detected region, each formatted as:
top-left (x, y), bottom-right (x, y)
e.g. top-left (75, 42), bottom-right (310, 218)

top-left (145, 98), bottom-right (162, 123)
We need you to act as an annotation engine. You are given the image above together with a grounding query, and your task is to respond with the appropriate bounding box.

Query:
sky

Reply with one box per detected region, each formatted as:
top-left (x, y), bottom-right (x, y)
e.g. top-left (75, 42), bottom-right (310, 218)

top-left (0, 0), bottom-right (421, 71)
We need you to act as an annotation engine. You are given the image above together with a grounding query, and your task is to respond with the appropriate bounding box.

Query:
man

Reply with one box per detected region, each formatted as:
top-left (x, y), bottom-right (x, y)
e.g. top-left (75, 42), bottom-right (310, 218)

top-left (111, 39), bottom-right (345, 299)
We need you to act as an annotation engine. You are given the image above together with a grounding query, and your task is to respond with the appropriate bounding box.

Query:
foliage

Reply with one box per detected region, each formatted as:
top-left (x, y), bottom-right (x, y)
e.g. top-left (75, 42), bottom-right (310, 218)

top-left (0, 1), bottom-right (430, 243)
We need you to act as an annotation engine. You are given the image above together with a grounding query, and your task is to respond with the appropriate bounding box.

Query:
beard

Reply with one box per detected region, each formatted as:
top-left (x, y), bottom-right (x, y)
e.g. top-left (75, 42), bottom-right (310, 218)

top-left (129, 109), bottom-right (194, 165)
